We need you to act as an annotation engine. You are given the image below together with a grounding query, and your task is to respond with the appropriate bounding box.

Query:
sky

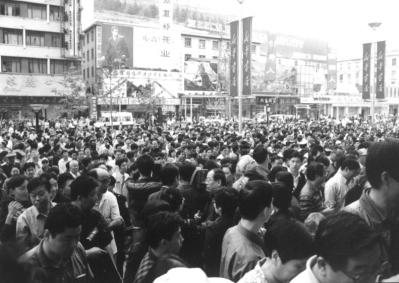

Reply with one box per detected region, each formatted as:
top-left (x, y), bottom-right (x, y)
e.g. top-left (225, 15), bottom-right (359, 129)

top-left (179, 0), bottom-right (399, 58)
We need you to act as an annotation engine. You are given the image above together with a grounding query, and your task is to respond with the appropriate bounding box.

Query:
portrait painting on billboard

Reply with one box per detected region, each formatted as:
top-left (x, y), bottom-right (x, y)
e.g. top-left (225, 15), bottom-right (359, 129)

top-left (101, 25), bottom-right (133, 68)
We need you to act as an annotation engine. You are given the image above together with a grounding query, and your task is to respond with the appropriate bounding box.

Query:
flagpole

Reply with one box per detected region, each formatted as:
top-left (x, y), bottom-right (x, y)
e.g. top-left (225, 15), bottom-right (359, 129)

top-left (237, 0), bottom-right (244, 134)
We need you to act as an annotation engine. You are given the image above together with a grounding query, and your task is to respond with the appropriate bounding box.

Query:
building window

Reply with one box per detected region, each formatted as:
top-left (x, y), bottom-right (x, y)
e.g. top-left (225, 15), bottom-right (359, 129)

top-left (199, 39), bottom-right (206, 49)
top-left (1, 57), bottom-right (21, 73)
top-left (251, 45), bottom-right (256, 53)
top-left (91, 30), bottom-right (94, 42)
top-left (87, 67), bottom-right (90, 78)
top-left (184, 37), bottom-right (191, 48)
top-left (50, 6), bottom-right (61, 21)
top-left (2, 28), bottom-right (23, 45)
top-left (163, 10), bottom-right (170, 17)
top-left (184, 54), bottom-right (191, 61)
top-left (26, 31), bottom-right (45, 46)
top-left (83, 69), bottom-right (85, 80)
top-left (87, 33), bottom-right (89, 44)
top-left (212, 56), bottom-right (218, 59)
top-left (92, 66), bottom-right (94, 77)
top-left (0, 2), bottom-right (20, 16)
top-left (199, 55), bottom-right (206, 59)
top-left (28, 3), bottom-right (46, 20)
top-left (50, 60), bottom-right (68, 74)
top-left (91, 48), bottom-right (94, 60)
top-left (393, 58), bottom-right (397, 66)
top-left (212, 40), bottom-right (219, 50)
top-left (87, 50), bottom-right (90, 61)
top-left (50, 34), bottom-right (62, 47)
top-left (339, 74), bottom-right (343, 81)
top-left (28, 58), bottom-right (47, 74)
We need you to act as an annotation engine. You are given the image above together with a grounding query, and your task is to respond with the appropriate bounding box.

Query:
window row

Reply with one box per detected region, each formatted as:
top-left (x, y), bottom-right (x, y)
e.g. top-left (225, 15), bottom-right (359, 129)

top-left (83, 66), bottom-right (95, 80)
top-left (1, 57), bottom-right (72, 74)
top-left (0, 2), bottom-right (63, 21)
top-left (0, 28), bottom-right (64, 48)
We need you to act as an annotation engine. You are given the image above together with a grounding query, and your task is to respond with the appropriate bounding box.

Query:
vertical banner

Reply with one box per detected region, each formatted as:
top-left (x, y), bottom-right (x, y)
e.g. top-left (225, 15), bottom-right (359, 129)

top-left (230, 21), bottom-right (239, 97)
top-left (376, 41), bottom-right (386, 99)
top-left (265, 32), bottom-right (277, 82)
top-left (362, 43), bottom-right (371, 100)
top-left (242, 17), bottom-right (252, 95)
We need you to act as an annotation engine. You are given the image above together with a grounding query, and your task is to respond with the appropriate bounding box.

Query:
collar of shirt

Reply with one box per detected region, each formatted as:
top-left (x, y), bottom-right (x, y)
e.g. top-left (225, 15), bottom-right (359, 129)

top-left (36, 239), bottom-right (66, 269)
top-left (359, 188), bottom-right (390, 225)
top-left (294, 255), bottom-right (320, 283)
top-left (237, 222), bottom-right (264, 251)
top-left (32, 204), bottom-right (50, 220)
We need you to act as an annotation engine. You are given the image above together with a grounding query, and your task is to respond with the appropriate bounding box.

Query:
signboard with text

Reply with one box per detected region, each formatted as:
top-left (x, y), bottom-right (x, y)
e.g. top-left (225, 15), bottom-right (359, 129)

top-left (230, 21), bottom-right (238, 97)
top-left (362, 43), bottom-right (371, 100)
top-left (376, 41), bottom-right (385, 99)
top-left (242, 17), bottom-right (252, 95)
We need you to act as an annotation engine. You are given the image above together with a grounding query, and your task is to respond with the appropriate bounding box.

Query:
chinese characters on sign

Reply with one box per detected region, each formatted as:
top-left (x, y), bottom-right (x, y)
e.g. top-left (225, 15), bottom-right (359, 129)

top-left (362, 43), bottom-right (371, 100)
top-left (159, 0), bottom-right (173, 61)
top-left (242, 17), bottom-right (252, 95)
top-left (230, 21), bottom-right (239, 97)
top-left (376, 41), bottom-right (385, 99)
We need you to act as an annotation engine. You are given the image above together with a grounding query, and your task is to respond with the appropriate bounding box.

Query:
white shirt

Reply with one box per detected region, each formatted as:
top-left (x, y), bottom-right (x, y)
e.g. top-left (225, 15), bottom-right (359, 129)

top-left (290, 256), bottom-right (320, 283)
top-left (58, 158), bottom-right (71, 174)
top-left (324, 169), bottom-right (350, 211)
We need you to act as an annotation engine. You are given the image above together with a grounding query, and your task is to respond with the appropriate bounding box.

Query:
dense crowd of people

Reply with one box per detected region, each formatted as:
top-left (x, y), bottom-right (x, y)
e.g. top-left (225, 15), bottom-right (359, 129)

top-left (1, 116), bottom-right (399, 283)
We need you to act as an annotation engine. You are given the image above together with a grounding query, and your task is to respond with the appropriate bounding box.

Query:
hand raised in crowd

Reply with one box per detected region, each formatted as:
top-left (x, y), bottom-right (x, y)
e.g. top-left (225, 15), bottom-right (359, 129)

top-left (5, 201), bottom-right (24, 225)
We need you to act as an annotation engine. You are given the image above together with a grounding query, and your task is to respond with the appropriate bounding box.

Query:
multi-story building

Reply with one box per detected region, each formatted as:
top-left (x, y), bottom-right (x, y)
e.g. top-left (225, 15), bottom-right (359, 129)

top-left (0, 0), bottom-right (82, 120)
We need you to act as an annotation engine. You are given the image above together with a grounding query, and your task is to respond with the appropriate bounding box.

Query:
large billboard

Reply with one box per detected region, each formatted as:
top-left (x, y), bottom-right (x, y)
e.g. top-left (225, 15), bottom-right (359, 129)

top-left (184, 59), bottom-right (218, 91)
top-left (101, 24), bottom-right (133, 68)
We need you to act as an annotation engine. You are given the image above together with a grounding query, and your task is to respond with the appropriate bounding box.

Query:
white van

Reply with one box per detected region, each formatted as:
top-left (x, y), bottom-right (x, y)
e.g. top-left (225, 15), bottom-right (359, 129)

top-left (95, 112), bottom-right (135, 127)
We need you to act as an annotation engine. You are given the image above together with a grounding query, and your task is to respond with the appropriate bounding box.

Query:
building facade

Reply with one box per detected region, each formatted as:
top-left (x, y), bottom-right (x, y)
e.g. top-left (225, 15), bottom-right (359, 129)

top-left (0, 0), bottom-right (82, 120)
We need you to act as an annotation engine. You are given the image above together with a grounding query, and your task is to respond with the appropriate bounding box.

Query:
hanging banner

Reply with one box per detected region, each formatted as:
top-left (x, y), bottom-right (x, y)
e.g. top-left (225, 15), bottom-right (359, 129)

top-left (230, 21), bottom-right (239, 97)
top-left (242, 17), bottom-right (252, 95)
top-left (362, 43), bottom-right (371, 100)
top-left (376, 41), bottom-right (385, 99)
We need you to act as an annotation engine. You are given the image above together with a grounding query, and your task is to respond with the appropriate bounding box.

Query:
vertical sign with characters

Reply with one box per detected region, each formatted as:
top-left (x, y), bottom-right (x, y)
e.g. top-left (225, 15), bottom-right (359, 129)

top-left (159, 0), bottom-right (174, 70)
top-left (230, 21), bottom-right (239, 97)
top-left (362, 43), bottom-right (371, 100)
top-left (242, 17), bottom-right (252, 95)
top-left (376, 41), bottom-right (385, 99)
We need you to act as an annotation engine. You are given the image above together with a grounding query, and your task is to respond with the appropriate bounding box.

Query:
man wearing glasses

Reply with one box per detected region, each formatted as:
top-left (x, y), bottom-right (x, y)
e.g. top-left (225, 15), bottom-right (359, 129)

top-left (291, 212), bottom-right (386, 283)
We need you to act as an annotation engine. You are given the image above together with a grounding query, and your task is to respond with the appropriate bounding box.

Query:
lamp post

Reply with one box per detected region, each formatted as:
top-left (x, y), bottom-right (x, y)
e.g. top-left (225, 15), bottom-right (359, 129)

top-left (368, 22), bottom-right (381, 124)
top-left (237, 0), bottom-right (244, 133)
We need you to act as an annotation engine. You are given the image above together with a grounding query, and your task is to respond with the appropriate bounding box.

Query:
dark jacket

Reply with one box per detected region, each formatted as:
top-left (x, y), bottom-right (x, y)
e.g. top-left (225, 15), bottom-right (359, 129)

top-left (203, 214), bottom-right (235, 277)
top-left (142, 254), bottom-right (187, 283)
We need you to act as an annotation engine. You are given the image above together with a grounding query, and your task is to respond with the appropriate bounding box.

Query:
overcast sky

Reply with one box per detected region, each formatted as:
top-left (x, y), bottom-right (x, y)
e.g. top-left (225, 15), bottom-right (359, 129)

top-left (179, 0), bottom-right (399, 58)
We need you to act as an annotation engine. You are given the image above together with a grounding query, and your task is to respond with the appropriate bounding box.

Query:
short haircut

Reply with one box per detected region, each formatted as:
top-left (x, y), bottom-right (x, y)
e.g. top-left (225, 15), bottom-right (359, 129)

top-left (366, 139), bottom-right (399, 188)
top-left (271, 182), bottom-right (292, 212)
top-left (340, 156), bottom-right (360, 171)
top-left (214, 188), bottom-right (239, 216)
top-left (6, 175), bottom-right (27, 191)
top-left (315, 155), bottom-right (330, 167)
top-left (264, 219), bottom-right (314, 263)
top-left (160, 187), bottom-right (183, 212)
top-left (116, 157), bottom-right (128, 168)
top-left (160, 163), bottom-right (179, 186)
top-left (146, 211), bottom-right (183, 249)
top-left (276, 171), bottom-right (294, 191)
top-left (70, 175), bottom-right (99, 201)
top-left (178, 161), bottom-right (196, 182)
top-left (306, 162), bottom-right (324, 181)
top-left (253, 145), bottom-right (268, 164)
top-left (23, 162), bottom-right (35, 172)
top-left (58, 173), bottom-right (75, 189)
top-left (239, 180), bottom-right (273, 220)
top-left (212, 168), bottom-right (227, 187)
top-left (44, 203), bottom-right (83, 237)
top-left (315, 212), bottom-right (380, 271)
top-left (39, 172), bottom-right (58, 182)
top-left (289, 151), bottom-right (303, 161)
top-left (126, 151), bottom-right (135, 159)
top-left (135, 154), bottom-right (154, 177)
top-left (27, 177), bottom-right (51, 193)
top-left (268, 166), bottom-right (286, 182)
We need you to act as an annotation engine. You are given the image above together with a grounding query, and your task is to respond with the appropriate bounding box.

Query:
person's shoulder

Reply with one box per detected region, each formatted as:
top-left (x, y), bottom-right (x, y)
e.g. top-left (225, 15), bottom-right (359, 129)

top-left (18, 244), bottom-right (40, 265)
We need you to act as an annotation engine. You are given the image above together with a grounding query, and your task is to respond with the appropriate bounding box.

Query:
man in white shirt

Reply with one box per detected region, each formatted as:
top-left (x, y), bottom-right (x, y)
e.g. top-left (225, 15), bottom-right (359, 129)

top-left (112, 157), bottom-right (129, 198)
top-left (58, 150), bottom-right (71, 174)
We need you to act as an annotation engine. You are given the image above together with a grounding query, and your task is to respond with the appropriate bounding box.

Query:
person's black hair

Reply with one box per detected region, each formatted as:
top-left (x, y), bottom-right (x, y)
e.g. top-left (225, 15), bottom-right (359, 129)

top-left (315, 155), bottom-right (330, 167)
top-left (57, 173), bottom-right (74, 189)
top-left (305, 162), bottom-right (324, 181)
top-left (283, 149), bottom-right (295, 162)
top-left (270, 154), bottom-right (283, 164)
top-left (116, 157), bottom-right (128, 168)
top-left (264, 219), bottom-right (314, 263)
top-left (39, 172), bottom-right (58, 183)
top-left (44, 203), bottom-right (83, 237)
top-left (159, 163), bottom-right (179, 186)
top-left (6, 175), bottom-right (27, 191)
top-left (27, 177), bottom-right (51, 193)
top-left (0, 244), bottom-right (30, 283)
top-left (220, 158), bottom-right (232, 167)
top-left (214, 187), bottom-right (239, 216)
top-left (70, 175), bottom-right (99, 201)
top-left (289, 150), bottom-right (303, 161)
top-left (212, 168), bottom-right (227, 187)
top-left (315, 212), bottom-right (380, 271)
top-left (160, 187), bottom-right (183, 212)
top-left (244, 168), bottom-right (266, 181)
top-left (268, 166), bottom-right (286, 182)
top-left (271, 182), bottom-right (292, 212)
top-left (178, 161), bottom-right (196, 182)
top-left (239, 180), bottom-right (273, 220)
top-left (23, 162), bottom-right (35, 172)
top-left (253, 144), bottom-right (268, 164)
top-left (81, 157), bottom-right (92, 168)
top-left (135, 154), bottom-right (154, 177)
top-left (126, 151), bottom-right (135, 159)
top-left (204, 160), bottom-right (219, 171)
top-left (146, 211), bottom-right (183, 249)
top-left (275, 171), bottom-right (294, 191)
top-left (340, 156), bottom-right (360, 171)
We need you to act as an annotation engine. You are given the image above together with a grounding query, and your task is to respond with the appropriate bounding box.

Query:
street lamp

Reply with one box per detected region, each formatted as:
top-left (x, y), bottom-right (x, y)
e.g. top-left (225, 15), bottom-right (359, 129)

top-left (368, 22), bottom-right (382, 124)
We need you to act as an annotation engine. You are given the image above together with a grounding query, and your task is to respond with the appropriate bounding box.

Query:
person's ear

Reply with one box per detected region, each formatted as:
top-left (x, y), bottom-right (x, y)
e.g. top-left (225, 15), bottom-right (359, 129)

top-left (271, 250), bottom-right (282, 266)
top-left (316, 256), bottom-right (328, 278)
top-left (43, 229), bottom-right (51, 240)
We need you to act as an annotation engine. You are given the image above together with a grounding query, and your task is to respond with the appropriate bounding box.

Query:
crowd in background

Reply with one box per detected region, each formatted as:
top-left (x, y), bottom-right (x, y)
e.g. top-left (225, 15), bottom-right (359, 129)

top-left (1, 116), bottom-right (399, 283)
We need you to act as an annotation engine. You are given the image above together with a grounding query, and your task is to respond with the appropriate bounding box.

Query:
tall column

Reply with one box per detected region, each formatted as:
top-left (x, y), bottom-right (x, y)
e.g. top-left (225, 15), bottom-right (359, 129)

top-left (0, 56), bottom-right (2, 73)
top-left (47, 4), bottom-right (50, 23)
top-left (47, 58), bottom-right (50, 75)
top-left (23, 29), bottom-right (26, 48)
top-left (190, 97), bottom-right (193, 122)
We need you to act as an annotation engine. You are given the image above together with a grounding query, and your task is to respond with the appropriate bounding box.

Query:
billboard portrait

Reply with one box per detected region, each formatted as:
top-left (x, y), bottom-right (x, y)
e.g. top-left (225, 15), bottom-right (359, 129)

top-left (184, 59), bottom-right (218, 91)
top-left (101, 25), bottom-right (133, 68)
